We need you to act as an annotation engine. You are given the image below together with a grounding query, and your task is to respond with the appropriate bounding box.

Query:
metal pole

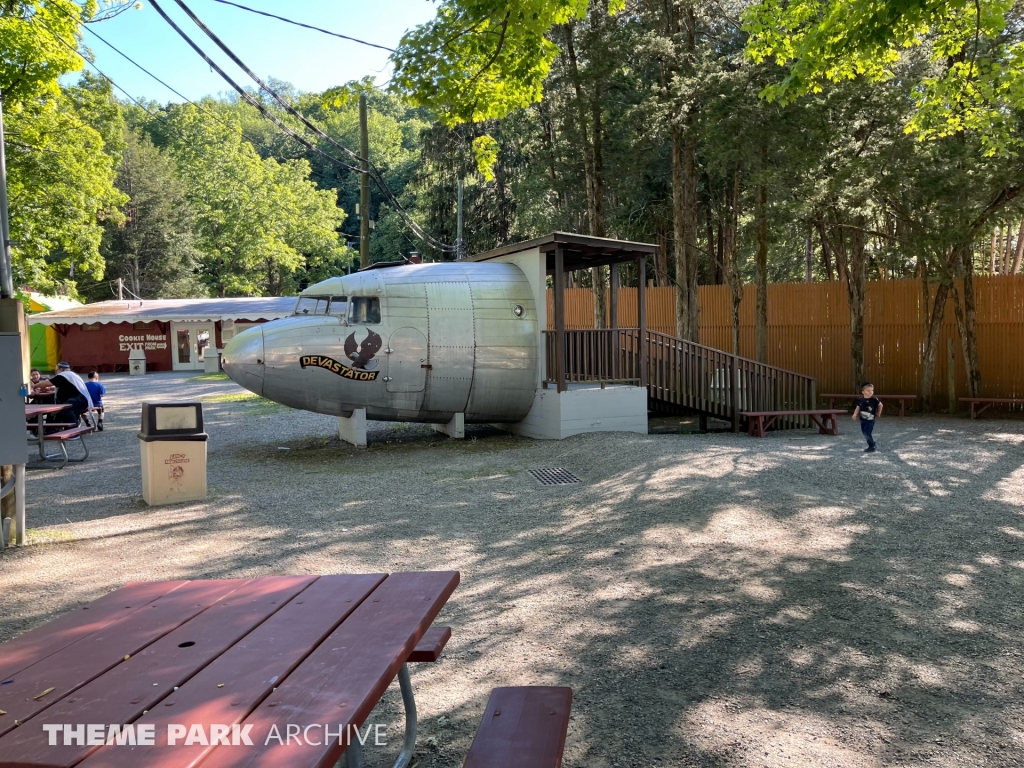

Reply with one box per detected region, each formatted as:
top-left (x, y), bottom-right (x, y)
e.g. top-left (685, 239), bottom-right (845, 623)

top-left (358, 93), bottom-right (370, 267)
top-left (456, 179), bottom-right (464, 259)
top-left (393, 663), bottom-right (418, 768)
top-left (0, 90), bottom-right (15, 299)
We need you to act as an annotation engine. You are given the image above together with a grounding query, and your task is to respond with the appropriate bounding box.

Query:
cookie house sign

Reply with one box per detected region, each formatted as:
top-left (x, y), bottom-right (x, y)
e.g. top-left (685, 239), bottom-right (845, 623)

top-left (119, 333), bottom-right (169, 353)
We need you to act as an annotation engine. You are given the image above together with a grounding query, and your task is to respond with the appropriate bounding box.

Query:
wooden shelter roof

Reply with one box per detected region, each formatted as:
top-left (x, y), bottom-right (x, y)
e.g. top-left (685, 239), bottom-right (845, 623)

top-left (470, 232), bottom-right (657, 273)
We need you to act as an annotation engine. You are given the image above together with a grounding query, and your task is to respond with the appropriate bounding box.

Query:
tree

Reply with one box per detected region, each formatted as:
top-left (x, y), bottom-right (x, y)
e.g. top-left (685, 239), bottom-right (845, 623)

top-left (4, 76), bottom-right (125, 293)
top-left (744, 0), bottom-right (1024, 155)
top-left (160, 104), bottom-right (347, 296)
top-left (94, 126), bottom-right (203, 300)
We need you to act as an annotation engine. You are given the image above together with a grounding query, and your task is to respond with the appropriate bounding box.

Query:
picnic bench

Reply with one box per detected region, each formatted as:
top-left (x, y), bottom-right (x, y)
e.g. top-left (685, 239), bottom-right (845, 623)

top-left (959, 397), bottom-right (1024, 419)
top-left (740, 409), bottom-right (846, 438)
top-left (0, 572), bottom-right (574, 768)
top-left (26, 403), bottom-right (94, 469)
top-left (820, 393), bottom-right (917, 417)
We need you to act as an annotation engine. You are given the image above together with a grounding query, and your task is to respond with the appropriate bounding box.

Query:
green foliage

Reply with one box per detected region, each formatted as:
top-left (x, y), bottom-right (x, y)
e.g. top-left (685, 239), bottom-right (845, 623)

top-left (744, 0), bottom-right (1024, 154)
top-left (159, 104), bottom-right (347, 296)
top-left (6, 76), bottom-right (126, 294)
top-left (471, 135), bottom-right (499, 180)
top-left (93, 126), bottom-right (204, 300)
top-left (0, 0), bottom-right (94, 103)
top-left (391, 0), bottom-right (590, 125)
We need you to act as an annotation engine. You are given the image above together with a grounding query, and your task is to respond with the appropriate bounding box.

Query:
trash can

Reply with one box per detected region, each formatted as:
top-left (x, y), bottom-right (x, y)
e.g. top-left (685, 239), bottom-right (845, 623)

top-left (129, 347), bottom-right (147, 375)
top-left (138, 402), bottom-right (208, 505)
top-left (203, 346), bottom-right (221, 374)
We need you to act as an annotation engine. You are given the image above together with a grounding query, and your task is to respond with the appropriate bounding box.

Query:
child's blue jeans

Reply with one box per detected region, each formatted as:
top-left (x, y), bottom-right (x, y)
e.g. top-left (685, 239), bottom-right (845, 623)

top-left (860, 418), bottom-right (875, 448)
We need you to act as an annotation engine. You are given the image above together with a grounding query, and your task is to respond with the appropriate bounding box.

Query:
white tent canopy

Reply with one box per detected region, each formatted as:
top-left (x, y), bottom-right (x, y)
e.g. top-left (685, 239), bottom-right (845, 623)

top-left (28, 297), bottom-right (297, 327)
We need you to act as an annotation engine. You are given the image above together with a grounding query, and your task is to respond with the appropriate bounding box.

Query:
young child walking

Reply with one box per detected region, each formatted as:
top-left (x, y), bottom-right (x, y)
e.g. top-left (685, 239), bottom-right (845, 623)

top-left (852, 382), bottom-right (883, 452)
top-left (86, 371), bottom-right (107, 431)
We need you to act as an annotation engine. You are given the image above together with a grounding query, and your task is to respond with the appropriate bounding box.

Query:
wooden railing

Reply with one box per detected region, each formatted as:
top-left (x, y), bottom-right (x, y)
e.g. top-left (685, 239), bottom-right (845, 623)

top-left (544, 328), bottom-right (817, 429)
top-left (544, 328), bottom-right (641, 385)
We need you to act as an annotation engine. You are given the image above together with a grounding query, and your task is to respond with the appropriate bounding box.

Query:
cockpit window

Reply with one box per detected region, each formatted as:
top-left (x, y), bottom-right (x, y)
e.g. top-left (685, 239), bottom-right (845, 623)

top-left (348, 297), bottom-right (381, 324)
top-left (294, 297), bottom-right (328, 316)
top-left (328, 296), bottom-right (348, 316)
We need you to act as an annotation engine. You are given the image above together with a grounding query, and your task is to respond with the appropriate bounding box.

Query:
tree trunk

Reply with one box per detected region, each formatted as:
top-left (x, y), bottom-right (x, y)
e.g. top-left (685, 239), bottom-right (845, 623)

top-left (562, 23), bottom-right (606, 329)
top-left (684, 139), bottom-right (699, 340)
top-left (754, 183), bottom-right (768, 363)
top-left (846, 221), bottom-right (867, 388)
top-left (805, 226), bottom-right (813, 282)
top-left (951, 246), bottom-right (981, 397)
top-left (990, 226), bottom-right (999, 273)
top-left (671, 126), bottom-right (690, 340)
top-left (816, 218), bottom-right (834, 281)
top-left (726, 165), bottom-right (743, 355)
top-left (654, 228), bottom-right (669, 286)
top-left (1014, 219), bottom-right (1024, 274)
top-left (1004, 226), bottom-right (1014, 274)
top-left (919, 280), bottom-right (950, 407)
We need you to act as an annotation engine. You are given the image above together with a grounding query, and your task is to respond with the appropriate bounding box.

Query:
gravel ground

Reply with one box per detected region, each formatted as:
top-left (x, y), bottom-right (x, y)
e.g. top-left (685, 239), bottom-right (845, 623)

top-left (3, 371), bottom-right (1023, 768)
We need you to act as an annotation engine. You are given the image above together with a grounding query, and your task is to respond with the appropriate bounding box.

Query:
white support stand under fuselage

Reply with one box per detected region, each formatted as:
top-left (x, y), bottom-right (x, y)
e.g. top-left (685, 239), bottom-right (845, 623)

top-left (431, 412), bottom-right (465, 439)
top-left (505, 384), bottom-right (648, 440)
top-left (338, 408), bottom-right (368, 447)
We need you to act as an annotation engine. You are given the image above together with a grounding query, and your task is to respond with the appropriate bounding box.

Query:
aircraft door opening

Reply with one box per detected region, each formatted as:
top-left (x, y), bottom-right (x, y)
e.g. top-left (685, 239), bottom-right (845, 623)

top-left (386, 327), bottom-right (427, 393)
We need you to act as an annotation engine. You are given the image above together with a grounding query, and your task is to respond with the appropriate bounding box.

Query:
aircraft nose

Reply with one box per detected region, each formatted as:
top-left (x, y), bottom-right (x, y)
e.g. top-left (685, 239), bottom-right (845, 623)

top-left (221, 326), bottom-right (264, 396)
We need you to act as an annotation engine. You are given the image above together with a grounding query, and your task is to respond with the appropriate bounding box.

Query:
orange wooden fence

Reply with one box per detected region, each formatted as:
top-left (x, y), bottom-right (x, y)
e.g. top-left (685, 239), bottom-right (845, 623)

top-left (547, 275), bottom-right (1024, 399)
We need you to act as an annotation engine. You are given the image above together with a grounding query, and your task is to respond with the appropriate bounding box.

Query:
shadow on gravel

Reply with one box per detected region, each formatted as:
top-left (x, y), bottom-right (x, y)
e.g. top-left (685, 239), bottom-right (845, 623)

top-left (5, 372), bottom-right (1024, 768)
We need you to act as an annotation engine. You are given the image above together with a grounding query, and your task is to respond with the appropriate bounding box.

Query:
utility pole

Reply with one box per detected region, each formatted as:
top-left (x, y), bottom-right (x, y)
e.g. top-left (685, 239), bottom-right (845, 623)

top-left (456, 179), bottom-right (465, 260)
top-left (358, 93), bottom-right (370, 267)
top-left (0, 90), bottom-right (14, 299)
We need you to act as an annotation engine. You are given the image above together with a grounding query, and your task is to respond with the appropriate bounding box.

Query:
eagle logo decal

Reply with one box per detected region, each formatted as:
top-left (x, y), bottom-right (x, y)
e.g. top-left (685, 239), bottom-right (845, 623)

top-left (344, 329), bottom-right (383, 370)
top-left (298, 330), bottom-right (384, 382)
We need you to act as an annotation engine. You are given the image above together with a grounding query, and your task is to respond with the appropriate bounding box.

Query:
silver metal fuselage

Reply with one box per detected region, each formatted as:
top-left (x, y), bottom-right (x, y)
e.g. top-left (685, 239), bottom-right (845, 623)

top-left (221, 263), bottom-right (539, 423)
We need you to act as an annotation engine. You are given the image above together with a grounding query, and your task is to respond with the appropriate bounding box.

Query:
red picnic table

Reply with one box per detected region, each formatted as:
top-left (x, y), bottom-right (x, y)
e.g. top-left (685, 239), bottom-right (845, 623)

top-left (0, 572), bottom-right (459, 768)
top-left (25, 403), bottom-right (68, 461)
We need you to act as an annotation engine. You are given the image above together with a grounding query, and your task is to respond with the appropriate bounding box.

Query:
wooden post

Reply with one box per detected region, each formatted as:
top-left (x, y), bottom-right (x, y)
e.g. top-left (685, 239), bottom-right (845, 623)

top-left (637, 255), bottom-right (648, 388)
top-left (554, 246), bottom-right (567, 392)
top-left (731, 353), bottom-right (740, 433)
top-left (609, 262), bottom-right (619, 329)
top-left (610, 262), bottom-right (619, 380)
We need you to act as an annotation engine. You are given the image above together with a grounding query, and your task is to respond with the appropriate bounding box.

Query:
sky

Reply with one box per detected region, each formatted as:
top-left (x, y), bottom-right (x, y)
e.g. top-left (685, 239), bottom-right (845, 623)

top-left (72, 0), bottom-right (439, 103)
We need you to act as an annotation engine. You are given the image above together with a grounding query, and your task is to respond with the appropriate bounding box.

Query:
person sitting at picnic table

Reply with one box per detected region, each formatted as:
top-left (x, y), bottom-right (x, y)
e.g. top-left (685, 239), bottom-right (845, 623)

top-left (47, 362), bottom-right (94, 427)
top-left (85, 371), bottom-right (106, 431)
top-left (28, 368), bottom-right (55, 402)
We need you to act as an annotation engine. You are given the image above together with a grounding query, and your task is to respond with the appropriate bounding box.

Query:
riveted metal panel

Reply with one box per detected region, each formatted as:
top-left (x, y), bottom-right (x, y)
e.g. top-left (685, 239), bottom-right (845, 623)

top-left (423, 281), bottom-right (474, 415)
top-left (387, 327), bottom-right (427, 394)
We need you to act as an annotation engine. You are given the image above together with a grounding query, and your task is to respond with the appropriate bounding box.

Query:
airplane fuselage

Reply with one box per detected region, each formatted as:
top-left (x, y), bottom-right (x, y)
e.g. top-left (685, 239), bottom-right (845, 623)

top-left (221, 262), bottom-right (539, 423)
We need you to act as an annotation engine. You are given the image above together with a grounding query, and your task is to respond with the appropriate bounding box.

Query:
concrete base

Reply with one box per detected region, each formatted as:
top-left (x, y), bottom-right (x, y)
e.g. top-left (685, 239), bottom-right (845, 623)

top-left (432, 412), bottom-right (465, 439)
top-left (338, 408), bottom-right (367, 447)
top-left (505, 384), bottom-right (648, 440)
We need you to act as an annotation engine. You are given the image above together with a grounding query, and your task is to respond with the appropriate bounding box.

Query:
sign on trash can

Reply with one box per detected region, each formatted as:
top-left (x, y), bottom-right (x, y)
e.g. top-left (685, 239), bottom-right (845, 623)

top-left (138, 402), bottom-right (208, 505)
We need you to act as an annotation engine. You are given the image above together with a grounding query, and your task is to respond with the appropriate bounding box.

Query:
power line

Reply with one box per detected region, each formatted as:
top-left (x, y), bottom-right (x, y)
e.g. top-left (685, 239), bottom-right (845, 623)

top-left (148, 0), bottom-right (363, 174)
top-left (205, 0), bottom-right (395, 53)
top-left (43, 5), bottom-right (367, 248)
top-left (165, 0), bottom-right (456, 253)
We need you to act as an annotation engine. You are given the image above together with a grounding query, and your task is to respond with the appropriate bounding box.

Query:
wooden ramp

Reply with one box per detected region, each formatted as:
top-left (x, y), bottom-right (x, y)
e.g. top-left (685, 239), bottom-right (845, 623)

top-left (544, 328), bottom-right (818, 431)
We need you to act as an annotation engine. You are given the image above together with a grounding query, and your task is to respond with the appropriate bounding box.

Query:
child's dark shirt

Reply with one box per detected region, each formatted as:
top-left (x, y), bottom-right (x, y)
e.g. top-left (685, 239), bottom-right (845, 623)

top-left (857, 396), bottom-right (881, 420)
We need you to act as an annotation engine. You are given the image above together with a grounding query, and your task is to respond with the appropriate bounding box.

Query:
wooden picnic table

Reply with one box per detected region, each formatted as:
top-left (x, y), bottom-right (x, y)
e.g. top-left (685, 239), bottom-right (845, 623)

top-left (820, 393), bottom-right (917, 417)
top-left (740, 409), bottom-right (846, 438)
top-left (25, 403), bottom-right (69, 461)
top-left (959, 397), bottom-right (1024, 419)
top-left (0, 572), bottom-right (460, 768)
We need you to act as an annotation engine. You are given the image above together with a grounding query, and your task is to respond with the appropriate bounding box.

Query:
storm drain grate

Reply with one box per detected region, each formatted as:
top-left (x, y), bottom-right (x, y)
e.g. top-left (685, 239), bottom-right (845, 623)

top-left (529, 467), bottom-right (581, 486)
